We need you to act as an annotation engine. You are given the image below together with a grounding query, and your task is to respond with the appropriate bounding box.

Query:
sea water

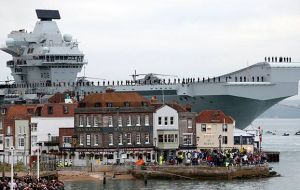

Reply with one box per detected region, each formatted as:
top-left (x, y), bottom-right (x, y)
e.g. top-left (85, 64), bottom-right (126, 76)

top-left (64, 118), bottom-right (300, 190)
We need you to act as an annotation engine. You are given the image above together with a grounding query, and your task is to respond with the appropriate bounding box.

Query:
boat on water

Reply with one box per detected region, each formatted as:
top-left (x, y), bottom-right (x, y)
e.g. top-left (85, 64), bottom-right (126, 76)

top-left (282, 133), bottom-right (290, 136)
top-left (2, 9), bottom-right (300, 129)
top-left (295, 131), bottom-right (300, 135)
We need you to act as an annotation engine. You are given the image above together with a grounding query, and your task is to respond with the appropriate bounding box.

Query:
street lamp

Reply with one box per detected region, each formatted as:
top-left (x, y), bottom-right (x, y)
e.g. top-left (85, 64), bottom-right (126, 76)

top-left (154, 137), bottom-right (157, 163)
top-left (240, 135), bottom-right (243, 152)
top-left (9, 146), bottom-right (15, 190)
top-left (196, 136), bottom-right (200, 150)
top-left (23, 133), bottom-right (26, 167)
top-left (218, 135), bottom-right (222, 152)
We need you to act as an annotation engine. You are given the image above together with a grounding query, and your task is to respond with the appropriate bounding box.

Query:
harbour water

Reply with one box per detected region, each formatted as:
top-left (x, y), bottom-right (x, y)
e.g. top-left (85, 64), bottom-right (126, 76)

top-left (64, 118), bottom-right (300, 190)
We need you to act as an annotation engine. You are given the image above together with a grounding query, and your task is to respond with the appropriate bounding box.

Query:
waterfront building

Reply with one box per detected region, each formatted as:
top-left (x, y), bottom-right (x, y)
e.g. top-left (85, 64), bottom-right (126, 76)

top-left (196, 110), bottom-right (235, 150)
top-left (0, 104), bottom-right (35, 164)
top-left (73, 92), bottom-right (155, 165)
top-left (233, 129), bottom-right (255, 152)
top-left (152, 103), bottom-right (196, 162)
top-left (30, 102), bottom-right (77, 156)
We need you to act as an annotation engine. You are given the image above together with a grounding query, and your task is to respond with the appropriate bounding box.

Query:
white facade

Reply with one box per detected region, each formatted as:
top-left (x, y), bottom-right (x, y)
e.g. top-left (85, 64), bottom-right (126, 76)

top-left (153, 105), bottom-right (179, 150)
top-left (30, 117), bottom-right (74, 154)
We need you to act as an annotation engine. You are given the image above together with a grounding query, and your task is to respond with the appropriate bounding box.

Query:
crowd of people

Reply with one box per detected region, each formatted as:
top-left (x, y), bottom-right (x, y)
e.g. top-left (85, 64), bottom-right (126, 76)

top-left (161, 148), bottom-right (268, 167)
top-left (0, 177), bottom-right (64, 190)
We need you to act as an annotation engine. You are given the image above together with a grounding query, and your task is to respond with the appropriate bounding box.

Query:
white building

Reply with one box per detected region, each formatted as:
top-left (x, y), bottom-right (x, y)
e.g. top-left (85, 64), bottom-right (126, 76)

top-left (153, 105), bottom-right (179, 159)
top-left (30, 117), bottom-right (74, 155)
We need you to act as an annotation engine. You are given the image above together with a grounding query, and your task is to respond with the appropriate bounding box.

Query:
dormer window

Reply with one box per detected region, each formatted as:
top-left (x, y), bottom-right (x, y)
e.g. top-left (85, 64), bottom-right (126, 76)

top-left (95, 102), bottom-right (101, 107)
top-left (1, 108), bottom-right (7, 115)
top-left (124, 102), bottom-right (130, 107)
top-left (107, 102), bottom-right (113, 107)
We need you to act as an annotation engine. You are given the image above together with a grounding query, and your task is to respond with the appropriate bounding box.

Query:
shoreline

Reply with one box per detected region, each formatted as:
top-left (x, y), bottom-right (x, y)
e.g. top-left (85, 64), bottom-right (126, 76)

top-left (58, 171), bottom-right (134, 182)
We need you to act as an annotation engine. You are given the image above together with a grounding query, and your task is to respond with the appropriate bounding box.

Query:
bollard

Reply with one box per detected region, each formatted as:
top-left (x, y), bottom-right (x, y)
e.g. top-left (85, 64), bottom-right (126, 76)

top-left (144, 174), bottom-right (148, 185)
top-left (103, 172), bottom-right (106, 185)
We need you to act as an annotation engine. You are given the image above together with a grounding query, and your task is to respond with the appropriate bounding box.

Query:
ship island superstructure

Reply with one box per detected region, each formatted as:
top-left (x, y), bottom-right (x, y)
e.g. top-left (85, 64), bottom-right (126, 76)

top-left (1, 10), bottom-right (300, 129)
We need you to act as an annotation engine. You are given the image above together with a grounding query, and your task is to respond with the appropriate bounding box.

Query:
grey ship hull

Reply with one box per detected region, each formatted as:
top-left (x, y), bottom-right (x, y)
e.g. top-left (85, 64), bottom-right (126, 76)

top-left (140, 93), bottom-right (285, 129)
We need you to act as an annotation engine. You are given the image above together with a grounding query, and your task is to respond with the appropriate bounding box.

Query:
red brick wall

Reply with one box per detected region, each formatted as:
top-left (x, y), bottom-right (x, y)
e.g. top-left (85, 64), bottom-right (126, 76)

top-left (59, 128), bottom-right (74, 147)
top-left (40, 103), bottom-right (77, 117)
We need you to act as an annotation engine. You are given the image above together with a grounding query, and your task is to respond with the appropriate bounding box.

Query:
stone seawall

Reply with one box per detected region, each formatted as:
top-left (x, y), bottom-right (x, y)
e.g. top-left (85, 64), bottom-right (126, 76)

top-left (131, 164), bottom-right (270, 180)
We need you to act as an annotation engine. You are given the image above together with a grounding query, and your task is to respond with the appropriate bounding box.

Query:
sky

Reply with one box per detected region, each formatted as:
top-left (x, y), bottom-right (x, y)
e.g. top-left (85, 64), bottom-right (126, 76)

top-left (0, 0), bottom-right (300, 98)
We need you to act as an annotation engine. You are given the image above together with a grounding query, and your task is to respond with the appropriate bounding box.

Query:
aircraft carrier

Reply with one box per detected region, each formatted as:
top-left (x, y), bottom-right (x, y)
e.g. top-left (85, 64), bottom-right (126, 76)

top-left (1, 10), bottom-right (300, 129)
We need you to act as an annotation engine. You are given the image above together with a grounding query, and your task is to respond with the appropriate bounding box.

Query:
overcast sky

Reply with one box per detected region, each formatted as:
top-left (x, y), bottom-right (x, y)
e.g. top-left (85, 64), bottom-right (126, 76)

top-left (1, 0), bottom-right (300, 94)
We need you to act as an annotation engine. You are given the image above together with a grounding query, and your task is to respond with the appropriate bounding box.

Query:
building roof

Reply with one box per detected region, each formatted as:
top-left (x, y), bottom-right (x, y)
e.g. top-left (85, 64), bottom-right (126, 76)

top-left (196, 110), bottom-right (234, 124)
top-left (4, 105), bottom-right (37, 120)
top-left (152, 103), bottom-right (188, 112)
top-left (81, 92), bottom-right (149, 107)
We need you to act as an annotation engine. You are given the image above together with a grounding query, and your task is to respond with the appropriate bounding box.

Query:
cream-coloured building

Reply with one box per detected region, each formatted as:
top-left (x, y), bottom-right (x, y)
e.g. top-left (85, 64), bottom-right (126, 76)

top-left (196, 110), bottom-right (235, 150)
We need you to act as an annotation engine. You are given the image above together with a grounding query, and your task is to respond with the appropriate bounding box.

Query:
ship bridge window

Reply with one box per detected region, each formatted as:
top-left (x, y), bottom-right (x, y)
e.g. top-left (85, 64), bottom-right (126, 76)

top-left (27, 48), bottom-right (34, 54)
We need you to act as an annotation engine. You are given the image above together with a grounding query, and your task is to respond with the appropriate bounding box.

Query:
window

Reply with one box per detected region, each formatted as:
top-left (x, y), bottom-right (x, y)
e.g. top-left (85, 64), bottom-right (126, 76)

top-left (6, 126), bottom-right (11, 136)
top-left (168, 134), bottom-right (175, 142)
top-left (18, 137), bottom-right (24, 147)
top-left (48, 106), bottom-right (53, 114)
top-left (108, 116), bottom-right (113, 127)
top-left (201, 124), bottom-right (206, 132)
top-left (31, 135), bottom-right (37, 147)
top-left (94, 116), bottom-right (99, 127)
top-left (94, 135), bottom-right (99, 146)
top-left (79, 116), bottom-right (84, 127)
top-left (127, 133), bottom-right (131, 144)
top-left (222, 136), bottom-right (228, 144)
top-left (124, 102), bottom-right (130, 107)
top-left (158, 135), bottom-right (164, 142)
top-left (170, 117), bottom-right (174, 125)
top-left (187, 119), bottom-right (192, 128)
top-left (222, 124), bottom-right (228, 132)
top-left (127, 116), bottom-right (131, 126)
top-left (109, 134), bottom-right (113, 145)
top-left (63, 106), bottom-right (69, 114)
top-left (5, 138), bottom-right (10, 148)
top-left (107, 102), bottom-right (113, 107)
top-left (158, 117), bottom-right (162, 125)
top-left (0, 122), bottom-right (2, 130)
top-left (118, 116), bottom-right (122, 127)
top-left (87, 116), bottom-right (92, 127)
top-left (95, 102), bottom-right (101, 107)
top-left (1, 108), bottom-right (6, 115)
top-left (86, 134), bottom-right (91, 146)
top-left (0, 135), bottom-right (3, 144)
top-left (31, 123), bottom-right (37, 132)
top-left (145, 133), bottom-right (150, 144)
top-left (136, 133), bottom-right (141, 144)
top-left (119, 134), bottom-right (123, 145)
top-left (63, 136), bottom-right (72, 144)
top-left (79, 135), bottom-right (84, 145)
top-left (136, 115), bottom-right (141, 126)
top-left (183, 134), bottom-right (192, 145)
top-left (164, 117), bottom-right (168, 125)
top-left (145, 115), bottom-right (149, 126)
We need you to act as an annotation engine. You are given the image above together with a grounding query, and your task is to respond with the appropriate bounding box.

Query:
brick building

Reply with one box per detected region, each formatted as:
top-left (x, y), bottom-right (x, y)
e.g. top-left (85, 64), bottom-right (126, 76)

top-left (73, 92), bottom-right (155, 165)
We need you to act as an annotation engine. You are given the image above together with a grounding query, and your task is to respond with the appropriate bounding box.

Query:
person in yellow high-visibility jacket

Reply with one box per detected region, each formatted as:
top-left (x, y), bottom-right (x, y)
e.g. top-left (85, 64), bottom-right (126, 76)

top-left (159, 155), bottom-right (164, 165)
